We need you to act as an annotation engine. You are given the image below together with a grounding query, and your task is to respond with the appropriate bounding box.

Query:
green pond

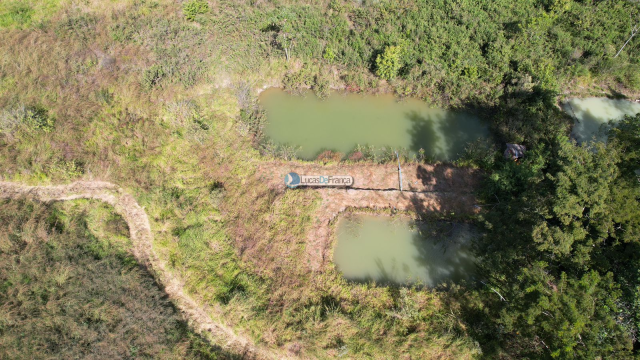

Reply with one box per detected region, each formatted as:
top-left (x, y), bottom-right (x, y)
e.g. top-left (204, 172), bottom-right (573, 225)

top-left (333, 215), bottom-right (476, 286)
top-left (259, 88), bottom-right (490, 161)
top-left (563, 97), bottom-right (640, 143)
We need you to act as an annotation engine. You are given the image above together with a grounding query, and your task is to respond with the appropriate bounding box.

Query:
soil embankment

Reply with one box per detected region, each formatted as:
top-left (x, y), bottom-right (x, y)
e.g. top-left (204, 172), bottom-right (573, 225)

top-left (256, 162), bottom-right (481, 269)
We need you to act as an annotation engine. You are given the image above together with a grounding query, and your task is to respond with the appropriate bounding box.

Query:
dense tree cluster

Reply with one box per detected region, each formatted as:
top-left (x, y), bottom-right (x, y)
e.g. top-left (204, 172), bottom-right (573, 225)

top-left (256, 0), bottom-right (640, 100)
top-left (471, 114), bottom-right (640, 357)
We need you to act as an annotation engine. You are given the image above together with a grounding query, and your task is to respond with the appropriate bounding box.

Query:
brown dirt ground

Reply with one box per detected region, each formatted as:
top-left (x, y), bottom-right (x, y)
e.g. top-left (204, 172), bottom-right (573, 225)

top-left (255, 161), bottom-right (482, 270)
top-left (256, 160), bottom-right (482, 193)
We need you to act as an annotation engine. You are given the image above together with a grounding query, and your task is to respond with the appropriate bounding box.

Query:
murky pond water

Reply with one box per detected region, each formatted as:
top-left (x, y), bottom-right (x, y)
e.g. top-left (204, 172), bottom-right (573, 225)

top-left (259, 89), bottom-right (490, 161)
top-left (562, 98), bottom-right (640, 143)
top-left (333, 215), bottom-right (476, 286)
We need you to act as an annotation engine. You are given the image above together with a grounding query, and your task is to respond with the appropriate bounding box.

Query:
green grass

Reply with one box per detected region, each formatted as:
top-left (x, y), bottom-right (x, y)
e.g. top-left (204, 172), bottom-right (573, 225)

top-left (183, 0), bottom-right (209, 21)
top-left (0, 199), bottom-right (228, 359)
top-left (0, 0), bottom-right (61, 29)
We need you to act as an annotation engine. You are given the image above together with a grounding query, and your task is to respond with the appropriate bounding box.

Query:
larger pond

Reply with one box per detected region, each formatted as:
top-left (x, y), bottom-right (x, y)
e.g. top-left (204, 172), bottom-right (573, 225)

top-left (333, 215), bottom-right (476, 286)
top-left (563, 97), bottom-right (640, 143)
top-left (259, 89), bottom-right (490, 161)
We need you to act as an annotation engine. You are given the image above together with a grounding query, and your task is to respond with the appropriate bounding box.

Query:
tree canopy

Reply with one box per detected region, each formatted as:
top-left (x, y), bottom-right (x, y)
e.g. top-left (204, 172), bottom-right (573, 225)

top-left (472, 114), bottom-right (640, 358)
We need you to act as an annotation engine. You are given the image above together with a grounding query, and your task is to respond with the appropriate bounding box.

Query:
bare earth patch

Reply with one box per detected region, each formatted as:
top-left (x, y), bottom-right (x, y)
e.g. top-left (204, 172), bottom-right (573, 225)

top-left (256, 160), bottom-right (481, 192)
top-left (256, 161), bottom-right (482, 270)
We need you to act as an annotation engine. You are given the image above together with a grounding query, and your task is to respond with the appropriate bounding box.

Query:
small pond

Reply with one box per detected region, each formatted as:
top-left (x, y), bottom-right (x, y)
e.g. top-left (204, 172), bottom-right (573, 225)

top-left (562, 97), bottom-right (640, 143)
top-left (259, 88), bottom-right (490, 161)
top-left (333, 214), bottom-right (476, 286)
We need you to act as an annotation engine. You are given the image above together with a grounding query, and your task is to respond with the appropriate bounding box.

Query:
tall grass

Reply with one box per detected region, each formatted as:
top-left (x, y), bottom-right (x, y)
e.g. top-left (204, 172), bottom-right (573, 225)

top-left (0, 199), bottom-right (228, 359)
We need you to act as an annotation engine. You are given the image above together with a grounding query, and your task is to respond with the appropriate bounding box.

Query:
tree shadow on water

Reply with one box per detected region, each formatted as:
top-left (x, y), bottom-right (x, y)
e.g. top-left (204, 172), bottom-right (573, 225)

top-left (344, 257), bottom-right (406, 285)
top-left (410, 221), bottom-right (477, 287)
top-left (406, 110), bottom-right (442, 159)
top-left (406, 109), bottom-right (491, 162)
top-left (437, 111), bottom-right (487, 160)
top-left (345, 221), bottom-right (478, 287)
top-left (373, 257), bottom-right (402, 284)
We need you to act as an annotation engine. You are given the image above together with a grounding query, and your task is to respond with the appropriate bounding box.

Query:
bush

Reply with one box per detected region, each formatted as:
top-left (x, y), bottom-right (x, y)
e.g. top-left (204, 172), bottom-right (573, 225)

top-left (0, 105), bottom-right (54, 136)
top-left (238, 107), bottom-right (266, 143)
top-left (457, 138), bottom-right (498, 169)
top-left (283, 65), bottom-right (315, 93)
top-left (21, 106), bottom-right (53, 132)
top-left (316, 150), bottom-right (342, 163)
top-left (375, 46), bottom-right (402, 81)
top-left (323, 47), bottom-right (336, 63)
top-left (56, 13), bottom-right (97, 41)
top-left (183, 0), bottom-right (209, 21)
top-left (351, 144), bottom-right (376, 162)
top-left (621, 65), bottom-right (640, 91)
top-left (141, 64), bottom-right (166, 89)
top-left (348, 151), bottom-right (364, 162)
top-left (313, 71), bottom-right (331, 99)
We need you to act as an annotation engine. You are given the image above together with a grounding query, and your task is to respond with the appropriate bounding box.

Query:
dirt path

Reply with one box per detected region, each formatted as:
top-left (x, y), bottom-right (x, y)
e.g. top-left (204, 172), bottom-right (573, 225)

top-left (0, 166), bottom-right (481, 353)
top-left (0, 181), bottom-right (284, 360)
top-left (256, 161), bottom-right (481, 193)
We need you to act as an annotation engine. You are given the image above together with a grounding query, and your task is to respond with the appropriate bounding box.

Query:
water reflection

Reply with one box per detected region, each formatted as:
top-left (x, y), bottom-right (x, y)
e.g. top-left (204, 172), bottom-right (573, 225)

top-left (563, 98), bottom-right (640, 143)
top-left (260, 88), bottom-right (490, 161)
top-left (333, 215), bottom-right (477, 286)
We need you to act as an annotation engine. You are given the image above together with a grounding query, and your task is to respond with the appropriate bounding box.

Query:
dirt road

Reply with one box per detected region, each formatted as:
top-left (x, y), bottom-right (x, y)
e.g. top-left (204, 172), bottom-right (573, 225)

top-left (0, 181), bottom-right (281, 360)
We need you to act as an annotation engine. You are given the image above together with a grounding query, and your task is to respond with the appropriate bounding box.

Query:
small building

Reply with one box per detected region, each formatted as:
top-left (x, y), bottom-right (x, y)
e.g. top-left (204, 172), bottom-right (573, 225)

top-left (504, 143), bottom-right (526, 161)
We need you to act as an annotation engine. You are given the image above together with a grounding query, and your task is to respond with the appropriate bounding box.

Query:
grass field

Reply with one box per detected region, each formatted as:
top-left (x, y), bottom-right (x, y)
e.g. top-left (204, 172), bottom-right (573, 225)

top-left (1, 0), bottom-right (639, 358)
top-left (0, 199), bottom-right (228, 359)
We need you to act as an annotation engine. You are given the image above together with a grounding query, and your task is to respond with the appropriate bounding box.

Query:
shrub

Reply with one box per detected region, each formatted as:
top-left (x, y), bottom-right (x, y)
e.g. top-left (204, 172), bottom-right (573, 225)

top-left (348, 151), bottom-right (363, 162)
top-left (375, 46), bottom-right (402, 81)
top-left (238, 107), bottom-right (266, 142)
top-left (50, 159), bottom-right (84, 179)
top-left (259, 139), bottom-right (300, 160)
top-left (95, 88), bottom-right (114, 105)
top-left (622, 65), bottom-right (640, 91)
top-left (183, 0), bottom-right (209, 21)
top-left (323, 47), bottom-right (336, 63)
top-left (56, 13), bottom-right (97, 41)
top-left (0, 105), bottom-right (54, 136)
top-left (313, 71), bottom-right (331, 99)
top-left (316, 150), bottom-right (342, 163)
top-left (141, 64), bottom-right (166, 89)
top-left (352, 144), bottom-right (376, 161)
top-left (457, 138), bottom-right (498, 169)
top-left (109, 22), bottom-right (136, 43)
top-left (282, 67), bottom-right (314, 94)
